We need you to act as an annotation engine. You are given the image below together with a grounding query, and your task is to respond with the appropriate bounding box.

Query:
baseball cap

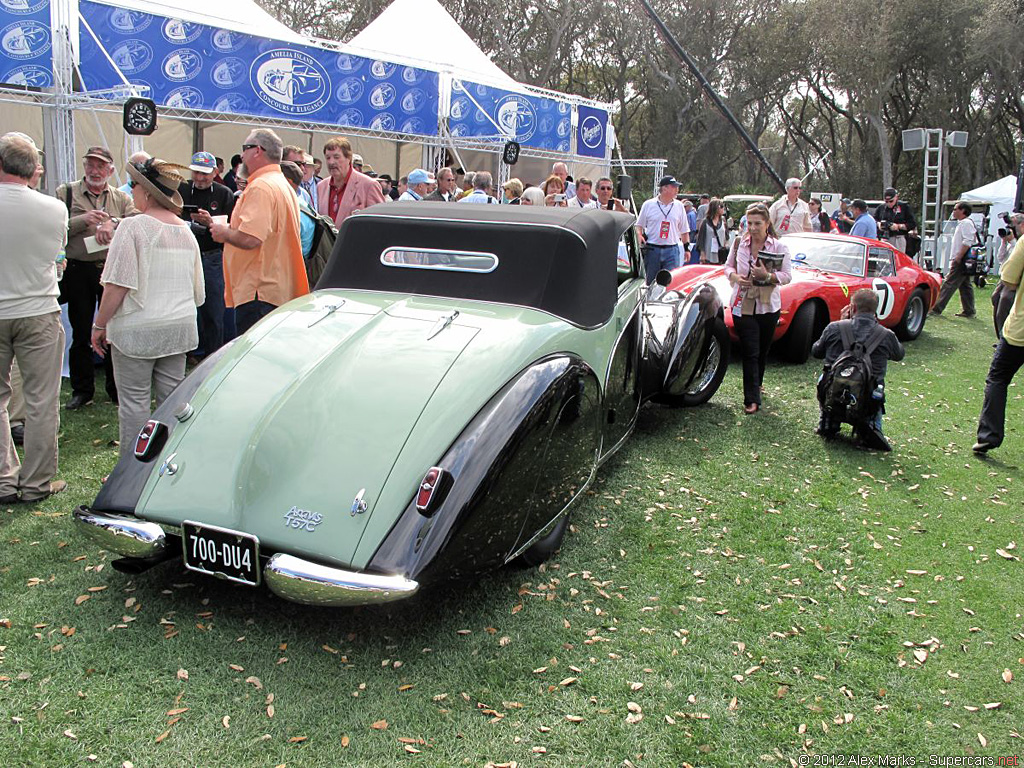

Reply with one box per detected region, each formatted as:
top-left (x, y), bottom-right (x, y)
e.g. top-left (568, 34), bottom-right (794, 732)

top-left (377, 174), bottom-right (393, 183)
top-left (883, 187), bottom-right (897, 199)
top-left (408, 168), bottom-right (431, 185)
top-left (83, 146), bottom-right (113, 163)
top-left (352, 153), bottom-right (364, 166)
top-left (189, 151), bottom-right (217, 173)
top-left (841, 197), bottom-right (851, 204)
top-left (658, 176), bottom-right (680, 188)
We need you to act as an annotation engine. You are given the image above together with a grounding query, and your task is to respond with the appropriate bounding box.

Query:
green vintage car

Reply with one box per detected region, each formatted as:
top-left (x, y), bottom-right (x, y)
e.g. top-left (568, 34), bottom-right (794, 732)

top-left (73, 203), bottom-right (728, 606)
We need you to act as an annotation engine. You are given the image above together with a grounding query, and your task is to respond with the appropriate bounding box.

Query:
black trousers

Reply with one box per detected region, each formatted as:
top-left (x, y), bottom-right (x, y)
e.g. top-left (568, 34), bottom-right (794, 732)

top-left (733, 310), bottom-right (779, 406)
top-left (234, 299), bottom-right (277, 336)
top-left (977, 339), bottom-right (1024, 449)
top-left (63, 259), bottom-right (117, 401)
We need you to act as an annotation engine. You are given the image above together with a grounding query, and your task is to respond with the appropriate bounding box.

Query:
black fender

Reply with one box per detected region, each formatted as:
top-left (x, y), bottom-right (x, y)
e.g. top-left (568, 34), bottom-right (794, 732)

top-left (90, 341), bottom-right (237, 515)
top-left (641, 283), bottom-right (723, 402)
top-left (367, 354), bottom-right (601, 586)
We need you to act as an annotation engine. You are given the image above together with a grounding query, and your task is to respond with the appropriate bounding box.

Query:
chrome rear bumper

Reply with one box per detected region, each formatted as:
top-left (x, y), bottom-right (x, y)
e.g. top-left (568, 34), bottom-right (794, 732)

top-left (73, 506), bottom-right (167, 559)
top-left (264, 553), bottom-right (419, 606)
top-left (73, 508), bottom-right (419, 606)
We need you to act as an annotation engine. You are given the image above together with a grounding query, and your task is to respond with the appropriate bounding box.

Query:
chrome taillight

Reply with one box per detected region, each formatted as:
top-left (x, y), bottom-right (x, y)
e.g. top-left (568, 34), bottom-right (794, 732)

top-left (134, 419), bottom-right (168, 461)
top-left (415, 467), bottom-right (448, 515)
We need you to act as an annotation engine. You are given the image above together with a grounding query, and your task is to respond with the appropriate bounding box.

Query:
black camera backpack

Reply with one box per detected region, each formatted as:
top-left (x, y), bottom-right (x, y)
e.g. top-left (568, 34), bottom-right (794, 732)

top-left (824, 321), bottom-right (888, 420)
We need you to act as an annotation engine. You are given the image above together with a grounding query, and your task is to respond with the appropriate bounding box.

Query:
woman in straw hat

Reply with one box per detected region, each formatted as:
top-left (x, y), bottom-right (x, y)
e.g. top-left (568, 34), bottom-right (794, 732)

top-left (90, 158), bottom-right (205, 457)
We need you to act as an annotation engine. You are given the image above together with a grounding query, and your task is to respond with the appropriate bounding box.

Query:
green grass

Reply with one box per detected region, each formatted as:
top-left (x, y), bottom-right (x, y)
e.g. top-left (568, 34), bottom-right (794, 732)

top-left (2, 289), bottom-right (1022, 767)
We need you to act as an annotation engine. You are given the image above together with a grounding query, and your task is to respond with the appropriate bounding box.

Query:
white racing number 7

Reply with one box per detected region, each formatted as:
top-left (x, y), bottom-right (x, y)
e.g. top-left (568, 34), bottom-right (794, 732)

top-left (871, 278), bottom-right (895, 320)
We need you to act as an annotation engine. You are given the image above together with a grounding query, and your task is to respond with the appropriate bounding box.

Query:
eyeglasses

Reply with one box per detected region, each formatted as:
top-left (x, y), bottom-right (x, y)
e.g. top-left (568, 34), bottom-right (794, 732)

top-left (241, 143), bottom-right (259, 152)
top-left (597, 186), bottom-right (613, 191)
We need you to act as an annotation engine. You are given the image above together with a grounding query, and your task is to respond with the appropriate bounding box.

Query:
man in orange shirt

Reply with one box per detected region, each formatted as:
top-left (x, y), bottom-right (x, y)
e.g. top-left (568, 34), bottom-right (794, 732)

top-left (210, 129), bottom-right (308, 334)
top-left (316, 136), bottom-right (384, 227)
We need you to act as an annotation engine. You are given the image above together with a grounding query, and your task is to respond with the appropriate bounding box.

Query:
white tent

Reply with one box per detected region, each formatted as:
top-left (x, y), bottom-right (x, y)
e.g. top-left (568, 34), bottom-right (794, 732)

top-left (347, 0), bottom-right (518, 89)
top-left (961, 175), bottom-right (1018, 238)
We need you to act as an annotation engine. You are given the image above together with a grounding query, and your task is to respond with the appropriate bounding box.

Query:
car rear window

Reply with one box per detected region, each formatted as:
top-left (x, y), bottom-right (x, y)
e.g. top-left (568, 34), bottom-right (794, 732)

top-left (381, 247), bottom-right (498, 273)
top-left (788, 239), bottom-right (865, 276)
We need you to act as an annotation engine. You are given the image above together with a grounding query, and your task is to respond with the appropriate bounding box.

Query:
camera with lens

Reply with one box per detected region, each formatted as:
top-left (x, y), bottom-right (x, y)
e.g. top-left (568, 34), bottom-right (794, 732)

top-left (998, 227), bottom-right (1010, 238)
top-left (879, 220), bottom-right (892, 236)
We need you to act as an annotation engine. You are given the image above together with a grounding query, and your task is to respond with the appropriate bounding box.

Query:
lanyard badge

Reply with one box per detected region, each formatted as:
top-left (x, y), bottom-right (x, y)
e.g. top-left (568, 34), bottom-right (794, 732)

top-left (659, 220), bottom-right (671, 239)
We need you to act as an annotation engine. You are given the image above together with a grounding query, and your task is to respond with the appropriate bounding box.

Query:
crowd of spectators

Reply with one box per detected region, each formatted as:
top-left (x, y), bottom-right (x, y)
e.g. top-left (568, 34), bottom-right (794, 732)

top-left (2, 126), bottom-right (1022, 502)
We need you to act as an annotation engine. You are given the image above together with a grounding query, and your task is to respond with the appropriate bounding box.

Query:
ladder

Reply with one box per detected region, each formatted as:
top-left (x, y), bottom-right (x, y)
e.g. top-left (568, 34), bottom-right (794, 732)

top-left (920, 129), bottom-right (944, 265)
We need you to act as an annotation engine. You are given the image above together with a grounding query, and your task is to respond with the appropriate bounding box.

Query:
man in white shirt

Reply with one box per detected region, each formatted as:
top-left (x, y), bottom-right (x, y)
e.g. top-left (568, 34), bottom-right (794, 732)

top-left (930, 201), bottom-right (979, 318)
top-left (570, 178), bottom-right (599, 209)
top-left (768, 177), bottom-right (813, 234)
top-left (458, 171), bottom-right (499, 204)
top-left (0, 135), bottom-right (69, 503)
top-left (636, 176), bottom-right (688, 284)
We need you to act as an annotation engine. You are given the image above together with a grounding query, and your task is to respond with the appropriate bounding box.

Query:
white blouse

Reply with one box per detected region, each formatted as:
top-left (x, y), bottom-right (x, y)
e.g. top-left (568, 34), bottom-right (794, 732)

top-left (101, 215), bottom-right (205, 359)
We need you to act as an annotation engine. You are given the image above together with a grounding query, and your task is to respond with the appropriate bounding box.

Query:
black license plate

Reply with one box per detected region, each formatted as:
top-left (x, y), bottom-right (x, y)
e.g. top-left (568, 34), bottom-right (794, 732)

top-left (182, 521), bottom-right (260, 586)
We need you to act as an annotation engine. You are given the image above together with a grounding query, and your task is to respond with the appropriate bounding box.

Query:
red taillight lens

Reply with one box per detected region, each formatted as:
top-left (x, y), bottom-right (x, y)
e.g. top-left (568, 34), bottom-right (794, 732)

top-left (416, 467), bottom-right (446, 514)
top-left (134, 419), bottom-right (167, 461)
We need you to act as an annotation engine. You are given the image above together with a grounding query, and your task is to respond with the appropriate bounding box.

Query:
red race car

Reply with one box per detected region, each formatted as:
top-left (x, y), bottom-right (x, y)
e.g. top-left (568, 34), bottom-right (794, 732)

top-left (666, 233), bottom-right (942, 363)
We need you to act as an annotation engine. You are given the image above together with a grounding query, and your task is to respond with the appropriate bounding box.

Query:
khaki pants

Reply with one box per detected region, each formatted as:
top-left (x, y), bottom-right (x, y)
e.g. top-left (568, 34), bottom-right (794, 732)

top-left (9, 358), bottom-right (25, 425)
top-left (0, 312), bottom-right (65, 499)
top-left (110, 346), bottom-right (186, 459)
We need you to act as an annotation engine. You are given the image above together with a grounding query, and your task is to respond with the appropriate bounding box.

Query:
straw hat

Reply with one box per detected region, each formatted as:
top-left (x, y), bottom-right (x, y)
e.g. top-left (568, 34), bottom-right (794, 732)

top-left (126, 158), bottom-right (187, 214)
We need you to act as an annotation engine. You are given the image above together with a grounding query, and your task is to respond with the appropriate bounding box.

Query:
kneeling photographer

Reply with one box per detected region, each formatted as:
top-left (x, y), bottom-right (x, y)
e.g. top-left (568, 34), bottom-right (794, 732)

top-left (813, 289), bottom-right (905, 451)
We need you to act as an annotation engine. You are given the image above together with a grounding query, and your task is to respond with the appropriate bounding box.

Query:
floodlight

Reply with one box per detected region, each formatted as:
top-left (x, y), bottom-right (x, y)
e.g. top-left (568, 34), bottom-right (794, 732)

top-left (902, 129), bottom-right (926, 152)
top-left (946, 131), bottom-right (969, 148)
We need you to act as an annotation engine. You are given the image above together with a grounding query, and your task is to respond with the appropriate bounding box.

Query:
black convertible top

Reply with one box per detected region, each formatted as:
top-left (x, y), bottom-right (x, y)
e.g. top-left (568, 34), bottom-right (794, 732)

top-left (317, 203), bottom-right (637, 328)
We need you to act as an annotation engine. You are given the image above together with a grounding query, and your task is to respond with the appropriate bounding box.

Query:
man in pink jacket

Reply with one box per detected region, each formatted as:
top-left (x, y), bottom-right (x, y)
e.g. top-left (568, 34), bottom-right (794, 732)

top-left (317, 137), bottom-right (384, 227)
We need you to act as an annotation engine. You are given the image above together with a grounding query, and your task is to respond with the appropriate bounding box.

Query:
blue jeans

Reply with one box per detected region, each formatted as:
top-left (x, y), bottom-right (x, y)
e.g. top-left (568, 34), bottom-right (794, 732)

top-left (642, 244), bottom-right (680, 284)
top-left (197, 249), bottom-right (225, 356)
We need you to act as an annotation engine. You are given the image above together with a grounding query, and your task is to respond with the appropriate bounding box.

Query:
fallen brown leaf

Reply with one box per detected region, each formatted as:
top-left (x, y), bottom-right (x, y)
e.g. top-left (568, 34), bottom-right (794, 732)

top-left (371, 719), bottom-right (388, 730)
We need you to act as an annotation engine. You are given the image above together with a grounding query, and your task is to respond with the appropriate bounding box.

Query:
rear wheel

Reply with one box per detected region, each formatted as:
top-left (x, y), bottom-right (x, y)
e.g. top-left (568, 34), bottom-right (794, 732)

top-left (514, 514), bottom-right (570, 568)
top-left (782, 302), bottom-right (817, 363)
top-left (894, 287), bottom-right (927, 341)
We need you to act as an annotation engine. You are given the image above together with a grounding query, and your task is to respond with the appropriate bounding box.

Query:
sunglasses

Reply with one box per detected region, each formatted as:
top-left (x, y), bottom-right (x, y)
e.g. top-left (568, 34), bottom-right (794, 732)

top-left (597, 186), bottom-right (613, 191)
top-left (241, 143), bottom-right (259, 152)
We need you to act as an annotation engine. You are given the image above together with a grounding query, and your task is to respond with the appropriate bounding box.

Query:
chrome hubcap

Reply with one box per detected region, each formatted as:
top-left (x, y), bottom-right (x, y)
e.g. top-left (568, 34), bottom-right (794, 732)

top-left (686, 337), bottom-right (721, 395)
top-left (907, 295), bottom-right (924, 334)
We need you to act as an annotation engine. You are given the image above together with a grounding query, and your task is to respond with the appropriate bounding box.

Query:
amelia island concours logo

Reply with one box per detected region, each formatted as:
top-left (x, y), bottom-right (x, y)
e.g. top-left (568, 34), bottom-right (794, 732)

top-left (1, 0), bottom-right (48, 15)
top-left (251, 49), bottom-right (330, 115)
top-left (162, 48), bottom-right (202, 82)
top-left (2, 63), bottom-right (50, 87)
top-left (162, 19), bottom-right (203, 45)
top-left (108, 8), bottom-right (152, 35)
top-left (1, 20), bottom-right (49, 60)
top-left (211, 57), bottom-right (246, 89)
top-left (109, 39), bottom-right (152, 74)
top-left (580, 115), bottom-right (604, 149)
top-left (495, 94), bottom-right (537, 142)
top-left (211, 28), bottom-right (246, 53)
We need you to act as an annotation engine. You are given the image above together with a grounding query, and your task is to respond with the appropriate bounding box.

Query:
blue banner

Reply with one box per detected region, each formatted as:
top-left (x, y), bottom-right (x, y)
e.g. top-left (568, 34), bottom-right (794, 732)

top-left (448, 78), bottom-right (572, 152)
top-left (575, 104), bottom-right (608, 159)
top-left (0, 0), bottom-right (53, 88)
top-left (77, 0), bottom-right (440, 136)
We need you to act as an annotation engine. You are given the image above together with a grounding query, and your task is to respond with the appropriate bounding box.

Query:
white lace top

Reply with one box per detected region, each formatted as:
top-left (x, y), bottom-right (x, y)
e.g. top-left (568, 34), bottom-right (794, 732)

top-left (101, 215), bottom-right (205, 359)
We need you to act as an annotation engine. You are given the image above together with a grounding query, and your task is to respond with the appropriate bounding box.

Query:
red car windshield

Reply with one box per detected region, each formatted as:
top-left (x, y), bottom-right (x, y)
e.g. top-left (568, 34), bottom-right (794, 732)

top-left (786, 237), bottom-right (865, 277)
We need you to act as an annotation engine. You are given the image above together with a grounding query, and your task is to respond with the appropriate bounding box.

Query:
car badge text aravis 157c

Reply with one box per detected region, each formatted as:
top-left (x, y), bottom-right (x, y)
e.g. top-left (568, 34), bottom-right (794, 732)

top-left (283, 506), bottom-right (323, 532)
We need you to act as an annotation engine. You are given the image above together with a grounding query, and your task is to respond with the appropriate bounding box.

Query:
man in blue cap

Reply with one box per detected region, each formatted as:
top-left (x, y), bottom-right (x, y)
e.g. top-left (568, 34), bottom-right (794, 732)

top-left (179, 151), bottom-right (234, 356)
top-left (398, 169), bottom-right (432, 201)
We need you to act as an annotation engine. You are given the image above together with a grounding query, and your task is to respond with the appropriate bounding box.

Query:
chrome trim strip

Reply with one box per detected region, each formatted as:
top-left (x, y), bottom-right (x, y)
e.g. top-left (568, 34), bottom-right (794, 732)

top-left (380, 246), bottom-right (499, 274)
top-left (73, 507), bottom-right (167, 559)
top-left (264, 553), bottom-right (419, 606)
